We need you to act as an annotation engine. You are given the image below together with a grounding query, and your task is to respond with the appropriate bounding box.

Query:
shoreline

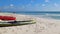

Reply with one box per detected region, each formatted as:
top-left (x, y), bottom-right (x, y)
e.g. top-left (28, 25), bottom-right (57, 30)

top-left (0, 12), bottom-right (60, 34)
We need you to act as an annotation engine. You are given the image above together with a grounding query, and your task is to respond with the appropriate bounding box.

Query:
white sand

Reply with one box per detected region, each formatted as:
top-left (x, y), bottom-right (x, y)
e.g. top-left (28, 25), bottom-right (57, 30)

top-left (0, 13), bottom-right (60, 34)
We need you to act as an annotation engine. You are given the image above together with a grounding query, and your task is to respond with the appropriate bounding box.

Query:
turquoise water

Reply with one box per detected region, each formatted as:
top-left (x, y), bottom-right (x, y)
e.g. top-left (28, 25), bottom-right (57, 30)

top-left (17, 12), bottom-right (60, 20)
top-left (1, 11), bottom-right (60, 20)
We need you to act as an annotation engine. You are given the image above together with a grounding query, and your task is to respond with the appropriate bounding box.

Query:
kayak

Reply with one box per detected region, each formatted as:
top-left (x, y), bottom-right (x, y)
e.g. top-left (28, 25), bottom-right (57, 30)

top-left (0, 13), bottom-right (36, 27)
top-left (0, 16), bottom-right (16, 21)
top-left (0, 20), bottom-right (36, 27)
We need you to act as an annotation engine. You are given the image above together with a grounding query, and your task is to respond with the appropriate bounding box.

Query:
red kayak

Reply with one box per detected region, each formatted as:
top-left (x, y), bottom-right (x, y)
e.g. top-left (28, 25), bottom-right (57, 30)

top-left (0, 16), bottom-right (16, 21)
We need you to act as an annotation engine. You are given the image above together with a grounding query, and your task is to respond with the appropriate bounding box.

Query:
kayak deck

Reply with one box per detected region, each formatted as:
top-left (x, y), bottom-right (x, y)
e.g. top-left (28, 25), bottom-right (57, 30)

top-left (0, 20), bottom-right (36, 27)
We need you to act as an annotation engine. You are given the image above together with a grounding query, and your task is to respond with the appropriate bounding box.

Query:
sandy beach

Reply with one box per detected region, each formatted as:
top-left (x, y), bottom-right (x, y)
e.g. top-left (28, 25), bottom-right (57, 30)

top-left (0, 13), bottom-right (60, 34)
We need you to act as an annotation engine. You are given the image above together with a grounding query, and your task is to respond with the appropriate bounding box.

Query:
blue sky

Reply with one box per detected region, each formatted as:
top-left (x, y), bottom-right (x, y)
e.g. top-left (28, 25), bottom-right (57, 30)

top-left (0, 0), bottom-right (60, 11)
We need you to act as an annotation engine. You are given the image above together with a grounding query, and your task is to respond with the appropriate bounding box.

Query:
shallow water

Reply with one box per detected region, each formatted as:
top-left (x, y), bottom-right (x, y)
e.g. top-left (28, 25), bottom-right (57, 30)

top-left (16, 12), bottom-right (60, 20)
top-left (1, 11), bottom-right (60, 20)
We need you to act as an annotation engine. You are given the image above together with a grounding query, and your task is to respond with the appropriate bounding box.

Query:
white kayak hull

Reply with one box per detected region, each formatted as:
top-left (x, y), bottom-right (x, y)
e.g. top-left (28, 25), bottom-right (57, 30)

top-left (0, 20), bottom-right (36, 27)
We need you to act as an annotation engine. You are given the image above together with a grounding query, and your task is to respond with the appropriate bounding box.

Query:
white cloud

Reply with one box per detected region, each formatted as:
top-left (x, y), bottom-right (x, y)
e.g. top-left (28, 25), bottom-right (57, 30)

top-left (45, 0), bottom-right (49, 2)
top-left (31, 0), bottom-right (34, 3)
top-left (42, 4), bottom-right (45, 7)
top-left (31, 0), bottom-right (33, 3)
top-left (28, 4), bottom-right (31, 6)
top-left (10, 4), bottom-right (14, 7)
top-left (54, 3), bottom-right (58, 7)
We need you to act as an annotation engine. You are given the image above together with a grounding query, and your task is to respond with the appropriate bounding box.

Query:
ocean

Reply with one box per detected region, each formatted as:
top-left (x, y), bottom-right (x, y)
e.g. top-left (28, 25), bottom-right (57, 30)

top-left (2, 11), bottom-right (60, 20)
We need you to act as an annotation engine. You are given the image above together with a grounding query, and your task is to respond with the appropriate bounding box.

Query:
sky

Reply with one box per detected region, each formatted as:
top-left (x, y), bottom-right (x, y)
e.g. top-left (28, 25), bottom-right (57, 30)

top-left (0, 0), bottom-right (60, 11)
